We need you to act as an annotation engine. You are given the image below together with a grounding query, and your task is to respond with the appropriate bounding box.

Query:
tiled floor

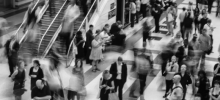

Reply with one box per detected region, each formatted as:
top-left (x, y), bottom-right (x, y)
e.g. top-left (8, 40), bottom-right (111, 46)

top-left (1, 0), bottom-right (220, 100)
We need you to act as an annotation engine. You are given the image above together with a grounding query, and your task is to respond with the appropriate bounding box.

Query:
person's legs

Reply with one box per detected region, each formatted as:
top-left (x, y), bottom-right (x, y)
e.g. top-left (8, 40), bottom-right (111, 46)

top-left (141, 4), bottom-right (146, 18)
top-left (155, 17), bottom-right (160, 32)
top-left (114, 79), bottom-right (119, 92)
top-left (136, 11), bottom-right (139, 23)
top-left (118, 80), bottom-right (124, 100)
top-left (208, 0), bottom-right (214, 13)
top-left (8, 59), bottom-right (14, 76)
top-left (139, 74), bottom-right (147, 95)
top-left (131, 14), bottom-right (135, 28)
top-left (182, 86), bottom-right (187, 100)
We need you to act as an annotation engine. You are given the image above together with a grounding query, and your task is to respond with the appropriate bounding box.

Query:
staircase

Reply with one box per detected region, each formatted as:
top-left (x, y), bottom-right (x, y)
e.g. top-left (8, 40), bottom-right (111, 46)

top-left (45, 7), bottom-right (85, 59)
top-left (37, 0), bottom-right (68, 57)
top-left (18, 0), bottom-right (68, 59)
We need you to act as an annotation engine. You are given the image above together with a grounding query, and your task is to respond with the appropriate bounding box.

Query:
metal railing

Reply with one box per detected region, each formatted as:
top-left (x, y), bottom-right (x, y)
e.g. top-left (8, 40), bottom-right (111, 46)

top-left (19, 4), bottom-right (49, 44)
top-left (37, 0), bottom-right (68, 53)
top-left (15, 0), bottom-right (40, 42)
top-left (66, 0), bottom-right (98, 66)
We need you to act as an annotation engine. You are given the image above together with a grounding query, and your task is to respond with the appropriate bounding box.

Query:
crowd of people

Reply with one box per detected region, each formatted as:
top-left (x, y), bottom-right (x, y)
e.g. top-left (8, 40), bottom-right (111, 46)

top-left (2, 0), bottom-right (220, 100)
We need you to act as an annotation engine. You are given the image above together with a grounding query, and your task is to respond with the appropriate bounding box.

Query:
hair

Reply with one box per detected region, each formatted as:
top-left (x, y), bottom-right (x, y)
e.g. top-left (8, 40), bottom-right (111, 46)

top-left (102, 70), bottom-right (109, 79)
top-left (198, 70), bottom-right (207, 79)
top-left (89, 25), bottom-right (94, 28)
top-left (214, 80), bottom-right (220, 85)
top-left (75, 59), bottom-right (83, 68)
top-left (96, 29), bottom-right (101, 34)
top-left (118, 57), bottom-right (123, 61)
top-left (76, 31), bottom-right (82, 36)
top-left (182, 7), bottom-right (186, 11)
top-left (33, 60), bottom-right (40, 66)
top-left (207, 19), bottom-right (212, 23)
top-left (18, 60), bottom-right (25, 68)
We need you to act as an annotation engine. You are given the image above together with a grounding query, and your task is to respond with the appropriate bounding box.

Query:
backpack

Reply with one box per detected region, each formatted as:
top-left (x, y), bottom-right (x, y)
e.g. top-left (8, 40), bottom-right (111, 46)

top-left (166, 86), bottom-right (183, 100)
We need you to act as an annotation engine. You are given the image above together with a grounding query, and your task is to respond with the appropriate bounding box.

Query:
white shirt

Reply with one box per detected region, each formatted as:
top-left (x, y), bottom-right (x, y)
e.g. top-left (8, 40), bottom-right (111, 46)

top-left (204, 24), bottom-right (213, 35)
top-left (179, 11), bottom-right (186, 22)
top-left (167, 83), bottom-right (183, 100)
top-left (141, 0), bottom-right (149, 4)
top-left (116, 62), bottom-right (122, 80)
top-left (130, 2), bottom-right (136, 14)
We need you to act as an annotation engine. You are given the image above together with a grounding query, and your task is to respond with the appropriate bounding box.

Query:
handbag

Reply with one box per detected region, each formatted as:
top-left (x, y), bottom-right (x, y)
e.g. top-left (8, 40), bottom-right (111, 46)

top-left (108, 90), bottom-right (119, 100)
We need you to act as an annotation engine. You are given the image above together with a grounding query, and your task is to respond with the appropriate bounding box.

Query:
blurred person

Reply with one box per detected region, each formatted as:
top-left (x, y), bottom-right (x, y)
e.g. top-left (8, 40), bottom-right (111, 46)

top-left (99, 70), bottom-right (115, 100)
top-left (75, 31), bottom-right (85, 60)
top-left (32, 79), bottom-right (51, 100)
top-left (188, 34), bottom-right (200, 51)
top-left (175, 46), bottom-right (185, 69)
top-left (0, 17), bottom-right (8, 47)
top-left (194, 7), bottom-right (200, 33)
top-left (163, 55), bottom-right (179, 98)
top-left (199, 12), bottom-right (209, 33)
top-left (109, 21), bottom-right (121, 36)
top-left (166, 73), bottom-right (183, 100)
top-left (81, 0), bottom-right (88, 16)
top-left (5, 35), bottom-right (20, 77)
top-left (152, 3), bottom-right (163, 33)
top-left (142, 17), bottom-right (153, 47)
top-left (212, 57), bottom-right (220, 87)
top-left (168, 32), bottom-right (184, 52)
top-left (198, 29), bottom-right (211, 69)
top-left (48, 0), bottom-right (55, 17)
top-left (164, 0), bottom-right (174, 10)
top-left (100, 24), bottom-right (111, 47)
top-left (161, 47), bottom-right (174, 77)
top-left (196, 70), bottom-right (210, 100)
top-left (203, 19), bottom-right (215, 54)
top-left (183, 10), bottom-right (193, 46)
top-left (11, 60), bottom-right (27, 100)
top-left (85, 25), bottom-right (94, 64)
top-left (29, 60), bottom-right (44, 90)
top-left (68, 60), bottom-right (86, 100)
top-left (173, 3), bottom-right (178, 29)
top-left (49, 41), bottom-right (63, 69)
top-left (102, 24), bottom-right (110, 35)
top-left (110, 57), bottom-right (127, 100)
top-left (135, 0), bottom-right (141, 23)
top-left (179, 7), bottom-right (187, 37)
top-left (130, 0), bottom-right (136, 28)
top-left (210, 80), bottom-right (220, 100)
top-left (61, 0), bottom-right (81, 54)
top-left (198, 0), bottom-right (208, 11)
top-left (90, 34), bottom-right (104, 72)
top-left (180, 64), bottom-right (192, 100)
top-left (208, 0), bottom-right (215, 14)
top-left (141, 0), bottom-right (148, 18)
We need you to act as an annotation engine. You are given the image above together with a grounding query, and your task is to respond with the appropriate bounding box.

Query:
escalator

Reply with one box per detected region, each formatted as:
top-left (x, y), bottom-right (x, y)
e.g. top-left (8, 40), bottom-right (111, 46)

top-left (37, 0), bottom-right (69, 56)
top-left (18, 0), bottom-right (68, 58)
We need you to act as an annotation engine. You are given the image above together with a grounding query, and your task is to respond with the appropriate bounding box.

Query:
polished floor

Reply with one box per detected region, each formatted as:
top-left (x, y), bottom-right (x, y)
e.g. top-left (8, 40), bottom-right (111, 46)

top-left (0, 0), bottom-right (220, 100)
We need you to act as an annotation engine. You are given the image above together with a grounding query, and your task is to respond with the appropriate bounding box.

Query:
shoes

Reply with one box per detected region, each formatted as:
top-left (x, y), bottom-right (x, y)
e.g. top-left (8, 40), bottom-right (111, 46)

top-left (129, 94), bottom-right (138, 98)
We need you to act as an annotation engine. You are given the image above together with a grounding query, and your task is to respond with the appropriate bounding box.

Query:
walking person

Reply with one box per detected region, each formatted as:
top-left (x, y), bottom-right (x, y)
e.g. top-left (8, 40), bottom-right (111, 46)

top-left (135, 0), bottom-right (141, 23)
top-left (109, 57), bottom-right (127, 100)
top-left (179, 7), bottom-right (187, 38)
top-left (194, 7), bottom-right (200, 33)
top-left (208, 0), bottom-right (215, 14)
top-left (75, 31), bottom-right (85, 60)
top-left (183, 11), bottom-right (193, 47)
top-left (141, 0), bottom-right (147, 18)
top-left (142, 18), bottom-right (153, 47)
top-left (152, 4), bottom-right (162, 33)
top-left (5, 36), bottom-right (20, 77)
top-left (166, 4), bottom-right (175, 36)
top-left (85, 25), bottom-right (94, 64)
top-left (29, 60), bottom-right (44, 90)
top-left (130, 0), bottom-right (136, 28)
top-left (166, 74), bottom-right (183, 100)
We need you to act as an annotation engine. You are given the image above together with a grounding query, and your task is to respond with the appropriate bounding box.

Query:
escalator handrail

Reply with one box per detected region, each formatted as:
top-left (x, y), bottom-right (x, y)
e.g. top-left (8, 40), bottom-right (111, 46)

top-left (15, 0), bottom-right (40, 42)
top-left (42, 24), bottom-right (62, 58)
top-left (67, 0), bottom-right (98, 66)
top-left (37, 0), bottom-right (68, 53)
top-left (19, 4), bottom-right (49, 45)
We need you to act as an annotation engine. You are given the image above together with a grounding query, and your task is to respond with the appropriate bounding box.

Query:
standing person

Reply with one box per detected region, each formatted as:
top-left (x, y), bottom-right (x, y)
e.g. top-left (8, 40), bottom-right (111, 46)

top-left (49, 0), bottom-right (55, 17)
top-left (142, 18), bottom-right (153, 47)
top-left (166, 4), bottom-right (175, 36)
top-left (75, 31), bottom-right (85, 60)
top-left (199, 13), bottom-right (209, 33)
top-left (180, 65), bottom-right (192, 100)
top-left (81, 0), bottom-right (88, 16)
top-left (183, 11), bottom-right (193, 46)
top-left (29, 60), bottom-right (44, 90)
top-left (166, 74), bottom-right (183, 100)
top-left (179, 7), bottom-right (187, 38)
top-left (90, 34), bottom-right (104, 72)
top-left (135, 0), bottom-right (141, 23)
top-left (196, 70), bottom-right (210, 100)
top-left (208, 0), bottom-right (215, 14)
top-left (194, 7), bottom-right (200, 33)
top-left (203, 19), bottom-right (214, 54)
top-left (85, 25), bottom-right (94, 64)
top-left (99, 70), bottom-right (115, 100)
top-left (61, 1), bottom-right (81, 54)
top-left (152, 4), bottom-right (162, 33)
top-left (5, 36), bottom-right (20, 77)
top-left (109, 57), bottom-right (127, 100)
top-left (32, 79), bottom-right (51, 100)
top-left (164, 55), bottom-right (179, 98)
top-left (130, 0), bottom-right (136, 28)
top-left (172, 3), bottom-right (178, 29)
top-left (210, 81), bottom-right (220, 100)
top-left (11, 60), bottom-right (27, 100)
top-left (212, 57), bottom-right (220, 87)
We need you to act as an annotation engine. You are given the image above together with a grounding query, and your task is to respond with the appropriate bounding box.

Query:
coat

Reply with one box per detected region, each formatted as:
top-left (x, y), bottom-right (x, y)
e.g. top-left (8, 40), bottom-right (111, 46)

top-left (109, 62), bottom-right (127, 84)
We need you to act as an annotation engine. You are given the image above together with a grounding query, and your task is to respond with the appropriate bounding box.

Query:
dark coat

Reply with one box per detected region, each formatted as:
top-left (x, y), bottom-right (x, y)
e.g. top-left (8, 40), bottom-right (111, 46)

top-left (110, 62), bottom-right (127, 84)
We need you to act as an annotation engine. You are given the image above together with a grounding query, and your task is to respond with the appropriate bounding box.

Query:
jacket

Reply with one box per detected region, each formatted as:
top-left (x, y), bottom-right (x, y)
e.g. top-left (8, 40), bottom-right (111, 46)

top-left (110, 62), bottom-right (127, 83)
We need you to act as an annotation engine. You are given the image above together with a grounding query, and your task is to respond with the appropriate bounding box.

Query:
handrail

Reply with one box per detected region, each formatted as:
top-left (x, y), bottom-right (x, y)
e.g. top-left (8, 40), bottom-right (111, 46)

top-left (42, 25), bottom-right (62, 58)
top-left (66, 0), bottom-right (98, 66)
top-left (15, 0), bottom-right (40, 40)
top-left (37, 0), bottom-right (68, 53)
top-left (19, 4), bottom-right (49, 45)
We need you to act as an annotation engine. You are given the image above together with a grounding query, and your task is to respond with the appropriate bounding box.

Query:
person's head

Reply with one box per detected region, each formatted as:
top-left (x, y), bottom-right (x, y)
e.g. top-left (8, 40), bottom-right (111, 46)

top-left (89, 25), bottom-right (94, 30)
top-left (182, 7), bottom-right (186, 11)
top-left (207, 19), bottom-right (212, 24)
top-left (173, 74), bottom-right (181, 84)
top-left (18, 60), bottom-right (25, 70)
top-left (192, 33), bottom-right (198, 41)
top-left (117, 57), bottom-right (123, 65)
top-left (175, 32), bottom-right (182, 39)
top-left (116, 21), bottom-right (122, 25)
top-left (104, 24), bottom-right (110, 31)
top-left (96, 29), bottom-right (101, 35)
top-left (33, 60), bottom-right (40, 68)
top-left (102, 70), bottom-right (110, 80)
top-left (201, 29), bottom-right (207, 35)
top-left (171, 55), bottom-right (177, 63)
top-left (198, 70), bottom-right (206, 79)
top-left (36, 79), bottom-right (44, 89)
top-left (214, 80), bottom-right (220, 88)
top-left (180, 64), bottom-right (187, 73)
top-left (74, 60), bottom-right (83, 72)
top-left (76, 31), bottom-right (82, 37)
